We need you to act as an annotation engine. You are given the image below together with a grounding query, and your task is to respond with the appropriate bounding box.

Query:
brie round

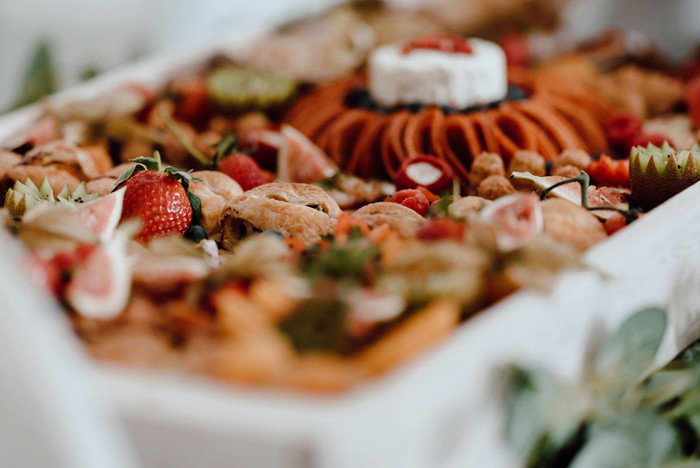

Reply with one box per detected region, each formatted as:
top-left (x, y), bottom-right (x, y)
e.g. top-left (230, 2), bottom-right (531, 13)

top-left (368, 38), bottom-right (508, 109)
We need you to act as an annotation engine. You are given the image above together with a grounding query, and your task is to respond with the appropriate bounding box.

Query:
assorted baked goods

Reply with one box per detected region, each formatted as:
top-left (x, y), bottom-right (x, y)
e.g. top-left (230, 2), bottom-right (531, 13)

top-left (3, 3), bottom-right (700, 393)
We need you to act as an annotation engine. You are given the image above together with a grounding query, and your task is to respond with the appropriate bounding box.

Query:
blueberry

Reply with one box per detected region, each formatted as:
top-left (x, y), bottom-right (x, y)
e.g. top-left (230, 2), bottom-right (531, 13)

top-left (506, 85), bottom-right (528, 101)
top-left (440, 105), bottom-right (456, 116)
top-left (344, 88), bottom-right (368, 108)
top-left (262, 230), bottom-right (284, 239)
top-left (184, 224), bottom-right (208, 242)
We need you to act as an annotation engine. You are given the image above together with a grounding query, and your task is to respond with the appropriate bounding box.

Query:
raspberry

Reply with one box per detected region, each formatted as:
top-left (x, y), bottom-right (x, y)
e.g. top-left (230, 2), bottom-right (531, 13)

top-left (388, 189), bottom-right (429, 216)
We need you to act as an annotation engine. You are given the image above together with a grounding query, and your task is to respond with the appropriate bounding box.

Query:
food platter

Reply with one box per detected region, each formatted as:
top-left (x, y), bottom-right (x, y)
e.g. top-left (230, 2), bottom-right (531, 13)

top-left (2, 2), bottom-right (700, 467)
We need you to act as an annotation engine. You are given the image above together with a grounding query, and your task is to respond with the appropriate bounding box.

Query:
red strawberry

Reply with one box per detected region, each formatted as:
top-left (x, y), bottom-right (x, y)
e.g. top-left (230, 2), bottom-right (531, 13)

top-left (416, 217), bottom-right (466, 241)
top-left (117, 154), bottom-right (196, 242)
top-left (217, 153), bottom-right (274, 191)
top-left (388, 189), bottom-right (430, 216)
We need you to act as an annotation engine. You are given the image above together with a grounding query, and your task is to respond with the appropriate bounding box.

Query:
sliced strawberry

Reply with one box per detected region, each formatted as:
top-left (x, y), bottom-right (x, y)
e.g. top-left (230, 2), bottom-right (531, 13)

top-left (388, 189), bottom-right (430, 216)
top-left (416, 218), bottom-right (466, 241)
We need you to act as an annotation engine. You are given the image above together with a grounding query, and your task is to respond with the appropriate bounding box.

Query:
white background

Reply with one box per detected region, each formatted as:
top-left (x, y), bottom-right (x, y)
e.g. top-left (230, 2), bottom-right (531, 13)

top-left (2, 0), bottom-right (700, 111)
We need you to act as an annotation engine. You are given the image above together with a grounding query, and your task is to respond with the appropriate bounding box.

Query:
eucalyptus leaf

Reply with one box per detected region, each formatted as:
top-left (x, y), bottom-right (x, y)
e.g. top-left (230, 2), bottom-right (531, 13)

top-left (595, 307), bottom-right (667, 384)
top-left (570, 411), bottom-right (681, 468)
top-left (675, 340), bottom-right (700, 365)
top-left (651, 462), bottom-right (700, 468)
top-left (505, 366), bottom-right (580, 463)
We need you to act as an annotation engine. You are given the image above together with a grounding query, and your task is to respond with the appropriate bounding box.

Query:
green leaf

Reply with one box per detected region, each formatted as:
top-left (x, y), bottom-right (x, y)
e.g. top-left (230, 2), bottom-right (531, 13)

top-left (570, 411), bottom-right (681, 468)
top-left (131, 156), bottom-right (161, 172)
top-left (163, 166), bottom-right (200, 192)
top-left (675, 340), bottom-right (700, 365)
top-left (278, 298), bottom-right (352, 354)
top-left (504, 366), bottom-right (580, 464)
top-left (159, 110), bottom-right (209, 165)
top-left (595, 307), bottom-right (667, 384)
top-left (651, 462), bottom-right (700, 468)
top-left (112, 165), bottom-right (144, 191)
top-left (10, 41), bottom-right (55, 110)
top-left (209, 132), bottom-right (239, 169)
top-left (187, 191), bottom-right (202, 226)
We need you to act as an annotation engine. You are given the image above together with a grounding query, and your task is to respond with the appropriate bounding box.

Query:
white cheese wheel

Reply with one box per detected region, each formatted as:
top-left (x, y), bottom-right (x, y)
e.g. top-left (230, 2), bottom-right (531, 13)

top-left (368, 38), bottom-right (508, 109)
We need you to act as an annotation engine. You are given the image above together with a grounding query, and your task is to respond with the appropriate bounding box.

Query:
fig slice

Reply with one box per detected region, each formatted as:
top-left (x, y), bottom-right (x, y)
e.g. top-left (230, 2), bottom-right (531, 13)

top-left (480, 193), bottom-right (542, 252)
top-left (278, 125), bottom-right (338, 183)
top-left (511, 171), bottom-right (630, 220)
top-left (65, 229), bottom-right (131, 320)
top-left (73, 188), bottom-right (125, 244)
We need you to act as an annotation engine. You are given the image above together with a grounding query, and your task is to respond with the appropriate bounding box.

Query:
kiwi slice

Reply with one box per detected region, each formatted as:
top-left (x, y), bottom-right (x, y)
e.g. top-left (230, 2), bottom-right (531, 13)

top-left (206, 66), bottom-right (297, 111)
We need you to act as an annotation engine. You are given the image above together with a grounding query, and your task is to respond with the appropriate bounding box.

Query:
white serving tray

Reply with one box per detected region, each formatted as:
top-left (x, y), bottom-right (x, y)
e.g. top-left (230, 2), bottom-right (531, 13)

top-left (3, 5), bottom-right (700, 468)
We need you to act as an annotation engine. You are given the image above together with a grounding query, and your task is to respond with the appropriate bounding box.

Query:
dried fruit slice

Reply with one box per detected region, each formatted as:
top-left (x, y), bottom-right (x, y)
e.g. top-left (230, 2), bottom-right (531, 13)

top-left (64, 230), bottom-right (131, 320)
top-left (206, 66), bottom-right (297, 111)
top-left (278, 125), bottom-right (338, 183)
top-left (73, 188), bottom-right (125, 243)
top-left (480, 193), bottom-right (542, 251)
top-left (511, 171), bottom-right (630, 220)
top-left (629, 142), bottom-right (700, 210)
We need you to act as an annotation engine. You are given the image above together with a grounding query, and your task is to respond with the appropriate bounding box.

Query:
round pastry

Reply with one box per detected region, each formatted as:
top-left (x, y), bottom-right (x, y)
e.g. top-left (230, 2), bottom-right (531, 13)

top-left (284, 35), bottom-right (613, 185)
top-left (21, 141), bottom-right (107, 180)
top-left (190, 170), bottom-right (244, 235)
top-left (352, 201), bottom-right (426, 237)
top-left (84, 163), bottom-right (139, 196)
top-left (219, 182), bottom-right (341, 250)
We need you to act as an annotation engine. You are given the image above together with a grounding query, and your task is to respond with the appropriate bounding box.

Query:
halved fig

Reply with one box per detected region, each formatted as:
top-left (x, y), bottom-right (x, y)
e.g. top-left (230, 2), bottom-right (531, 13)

top-left (480, 193), bottom-right (543, 251)
top-left (239, 128), bottom-right (284, 171)
top-left (394, 155), bottom-right (454, 193)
